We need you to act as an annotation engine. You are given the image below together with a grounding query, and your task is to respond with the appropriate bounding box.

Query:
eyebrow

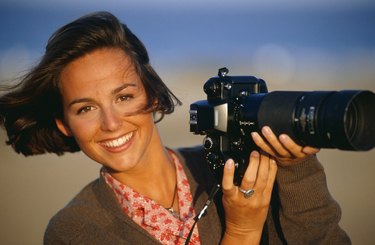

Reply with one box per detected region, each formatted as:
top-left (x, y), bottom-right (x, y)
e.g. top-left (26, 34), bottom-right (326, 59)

top-left (67, 83), bottom-right (137, 108)
top-left (112, 83), bottom-right (137, 95)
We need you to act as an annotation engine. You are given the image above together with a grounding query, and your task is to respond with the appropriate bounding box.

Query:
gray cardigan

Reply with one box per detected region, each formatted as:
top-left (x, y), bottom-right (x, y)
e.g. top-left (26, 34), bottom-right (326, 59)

top-left (44, 146), bottom-right (351, 244)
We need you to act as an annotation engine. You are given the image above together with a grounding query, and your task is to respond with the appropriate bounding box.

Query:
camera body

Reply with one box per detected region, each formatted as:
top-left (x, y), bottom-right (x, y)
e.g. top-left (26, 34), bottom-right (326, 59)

top-left (190, 68), bottom-right (375, 184)
top-left (190, 68), bottom-right (268, 184)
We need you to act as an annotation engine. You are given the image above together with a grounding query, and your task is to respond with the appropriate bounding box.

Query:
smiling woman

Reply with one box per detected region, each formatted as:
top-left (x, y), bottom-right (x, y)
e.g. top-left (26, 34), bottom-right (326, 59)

top-left (0, 12), bottom-right (180, 156)
top-left (0, 11), bottom-right (351, 245)
top-left (55, 48), bottom-right (162, 174)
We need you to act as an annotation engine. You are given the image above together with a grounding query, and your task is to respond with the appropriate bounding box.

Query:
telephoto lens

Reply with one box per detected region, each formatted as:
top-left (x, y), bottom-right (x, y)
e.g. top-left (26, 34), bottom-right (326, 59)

top-left (243, 90), bottom-right (375, 151)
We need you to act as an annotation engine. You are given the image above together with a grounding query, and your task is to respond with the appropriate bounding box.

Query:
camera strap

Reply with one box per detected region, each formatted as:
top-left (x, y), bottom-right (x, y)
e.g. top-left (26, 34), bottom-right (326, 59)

top-left (184, 183), bottom-right (221, 245)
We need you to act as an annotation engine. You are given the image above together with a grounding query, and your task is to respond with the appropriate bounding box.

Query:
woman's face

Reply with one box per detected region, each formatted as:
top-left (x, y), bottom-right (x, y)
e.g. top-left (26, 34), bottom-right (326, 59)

top-left (56, 48), bottom-right (158, 173)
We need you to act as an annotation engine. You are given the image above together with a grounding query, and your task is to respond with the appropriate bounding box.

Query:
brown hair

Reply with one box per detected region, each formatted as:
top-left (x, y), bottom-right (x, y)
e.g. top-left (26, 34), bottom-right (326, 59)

top-left (0, 11), bottom-right (181, 156)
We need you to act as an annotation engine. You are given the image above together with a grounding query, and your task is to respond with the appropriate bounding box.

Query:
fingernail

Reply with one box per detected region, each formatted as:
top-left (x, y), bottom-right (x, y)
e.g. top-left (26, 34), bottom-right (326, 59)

top-left (251, 151), bottom-right (259, 158)
top-left (251, 132), bottom-right (257, 138)
top-left (262, 126), bottom-right (271, 135)
top-left (225, 159), bottom-right (234, 169)
top-left (279, 134), bottom-right (287, 142)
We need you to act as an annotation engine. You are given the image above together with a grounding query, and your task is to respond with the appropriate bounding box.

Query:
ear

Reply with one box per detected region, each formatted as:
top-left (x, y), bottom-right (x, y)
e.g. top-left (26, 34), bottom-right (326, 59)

top-left (55, 118), bottom-right (73, 137)
top-left (151, 99), bottom-right (159, 109)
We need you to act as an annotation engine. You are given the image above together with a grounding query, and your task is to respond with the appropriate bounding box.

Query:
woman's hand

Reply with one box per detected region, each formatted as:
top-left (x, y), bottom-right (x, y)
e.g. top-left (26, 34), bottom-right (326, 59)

top-left (251, 126), bottom-right (320, 167)
top-left (221, 150), bottom-right (277, 244)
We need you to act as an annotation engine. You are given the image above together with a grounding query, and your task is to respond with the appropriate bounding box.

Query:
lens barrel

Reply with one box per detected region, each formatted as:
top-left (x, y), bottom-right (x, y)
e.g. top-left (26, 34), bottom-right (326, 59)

top-left (241, 90), bottom-right (375, 151)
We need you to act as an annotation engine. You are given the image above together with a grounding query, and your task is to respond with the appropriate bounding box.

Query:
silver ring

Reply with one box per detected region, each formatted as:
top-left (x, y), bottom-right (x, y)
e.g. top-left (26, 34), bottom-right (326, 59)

top-left (238, 188), bottom-right (255, 198)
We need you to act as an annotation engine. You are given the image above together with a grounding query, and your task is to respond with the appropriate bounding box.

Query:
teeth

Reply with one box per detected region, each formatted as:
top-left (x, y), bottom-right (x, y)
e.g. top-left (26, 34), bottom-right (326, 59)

top-left (101, 132), bottom-right (133, 148)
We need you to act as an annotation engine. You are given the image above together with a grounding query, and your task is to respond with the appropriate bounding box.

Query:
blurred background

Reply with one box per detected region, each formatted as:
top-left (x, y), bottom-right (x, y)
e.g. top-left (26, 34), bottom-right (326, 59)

top-left (1, 0), bottom-right (374, 244)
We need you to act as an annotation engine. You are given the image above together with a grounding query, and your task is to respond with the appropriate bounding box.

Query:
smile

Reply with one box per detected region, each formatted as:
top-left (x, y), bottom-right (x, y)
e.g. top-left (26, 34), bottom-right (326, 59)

top-left (100, 132), bottom-right (134, 148)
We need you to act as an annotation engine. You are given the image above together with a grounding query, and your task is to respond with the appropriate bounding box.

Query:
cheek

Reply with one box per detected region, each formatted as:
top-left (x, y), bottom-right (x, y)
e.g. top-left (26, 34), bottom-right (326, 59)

top-left (140, 113), bottom-right (156, 129)
top-left (144, 115), bottom-right (158, 141)
top-left (66, 117), bottom-right (99, 143)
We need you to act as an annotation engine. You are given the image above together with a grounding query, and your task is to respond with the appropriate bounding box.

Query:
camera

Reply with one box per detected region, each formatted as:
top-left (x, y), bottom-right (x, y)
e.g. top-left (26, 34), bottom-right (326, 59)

top-left (190, 67), bottom-right (375, 184)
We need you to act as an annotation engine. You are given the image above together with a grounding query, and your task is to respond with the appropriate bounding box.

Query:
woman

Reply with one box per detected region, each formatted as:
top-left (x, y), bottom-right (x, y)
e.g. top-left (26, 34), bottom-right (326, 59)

top-left (0, 12), bottom-right (350, 244)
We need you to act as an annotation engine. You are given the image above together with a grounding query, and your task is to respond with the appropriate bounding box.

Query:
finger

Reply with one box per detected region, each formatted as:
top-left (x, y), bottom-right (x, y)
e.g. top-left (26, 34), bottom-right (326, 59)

top-left (262, 126), bottom-right (291, 157)
top-left (263, 157), bottom-right (277, 198)
top-left (251, 131), bottom-right (275, 156)
top-left (222, 159), bottom-right (236, 197)
top-left (279, 134), bottom-right (306, 158)
top-left (241, 151), bottom-right (260, 190)
top-left (253, 152), bottom-right (271, 190)
top-left (302, 146), bottom-right (320, 155)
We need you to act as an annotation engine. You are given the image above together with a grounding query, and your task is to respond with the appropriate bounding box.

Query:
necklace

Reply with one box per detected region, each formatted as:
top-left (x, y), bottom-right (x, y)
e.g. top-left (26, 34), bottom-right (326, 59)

top-left (165, 182), bottom-right (179, 218)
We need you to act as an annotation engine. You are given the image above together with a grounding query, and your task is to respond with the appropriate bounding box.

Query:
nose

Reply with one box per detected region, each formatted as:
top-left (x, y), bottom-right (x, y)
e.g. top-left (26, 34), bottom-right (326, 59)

top-left (100, 106), bottom-right (123, 132)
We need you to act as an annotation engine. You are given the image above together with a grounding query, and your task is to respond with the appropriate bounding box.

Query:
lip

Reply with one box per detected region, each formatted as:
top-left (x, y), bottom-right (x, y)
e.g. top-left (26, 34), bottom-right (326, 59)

top-left (98, 131), bottom-right (135, 153)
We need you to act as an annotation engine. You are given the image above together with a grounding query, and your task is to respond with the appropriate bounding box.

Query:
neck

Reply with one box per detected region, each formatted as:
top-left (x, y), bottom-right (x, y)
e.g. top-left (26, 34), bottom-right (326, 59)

top-left (110, 130), bottom-right (177, 208)
top-left (129, 151), bottom-right (177, 209)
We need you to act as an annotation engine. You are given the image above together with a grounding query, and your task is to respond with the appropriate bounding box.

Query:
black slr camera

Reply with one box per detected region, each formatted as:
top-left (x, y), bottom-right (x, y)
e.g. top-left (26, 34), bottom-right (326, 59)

top-left (190, 68), bottom-right (375, 184)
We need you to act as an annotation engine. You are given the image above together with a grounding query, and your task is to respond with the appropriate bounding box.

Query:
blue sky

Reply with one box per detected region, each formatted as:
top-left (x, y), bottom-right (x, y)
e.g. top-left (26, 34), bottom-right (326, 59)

top-left (1, 0), bottom-right (374, 89)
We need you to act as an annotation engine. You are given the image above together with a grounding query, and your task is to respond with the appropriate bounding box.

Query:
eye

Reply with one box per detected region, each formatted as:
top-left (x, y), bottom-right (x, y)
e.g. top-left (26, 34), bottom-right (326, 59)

top-left (76, 105), bottom-right (95, 115)
top-left (117, 94), bottom-right (134, 102)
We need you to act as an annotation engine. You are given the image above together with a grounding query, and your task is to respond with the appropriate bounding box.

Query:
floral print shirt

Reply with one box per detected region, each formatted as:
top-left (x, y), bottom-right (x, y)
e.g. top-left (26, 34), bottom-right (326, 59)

top-left (101, 149), bottom-right (201, 244)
